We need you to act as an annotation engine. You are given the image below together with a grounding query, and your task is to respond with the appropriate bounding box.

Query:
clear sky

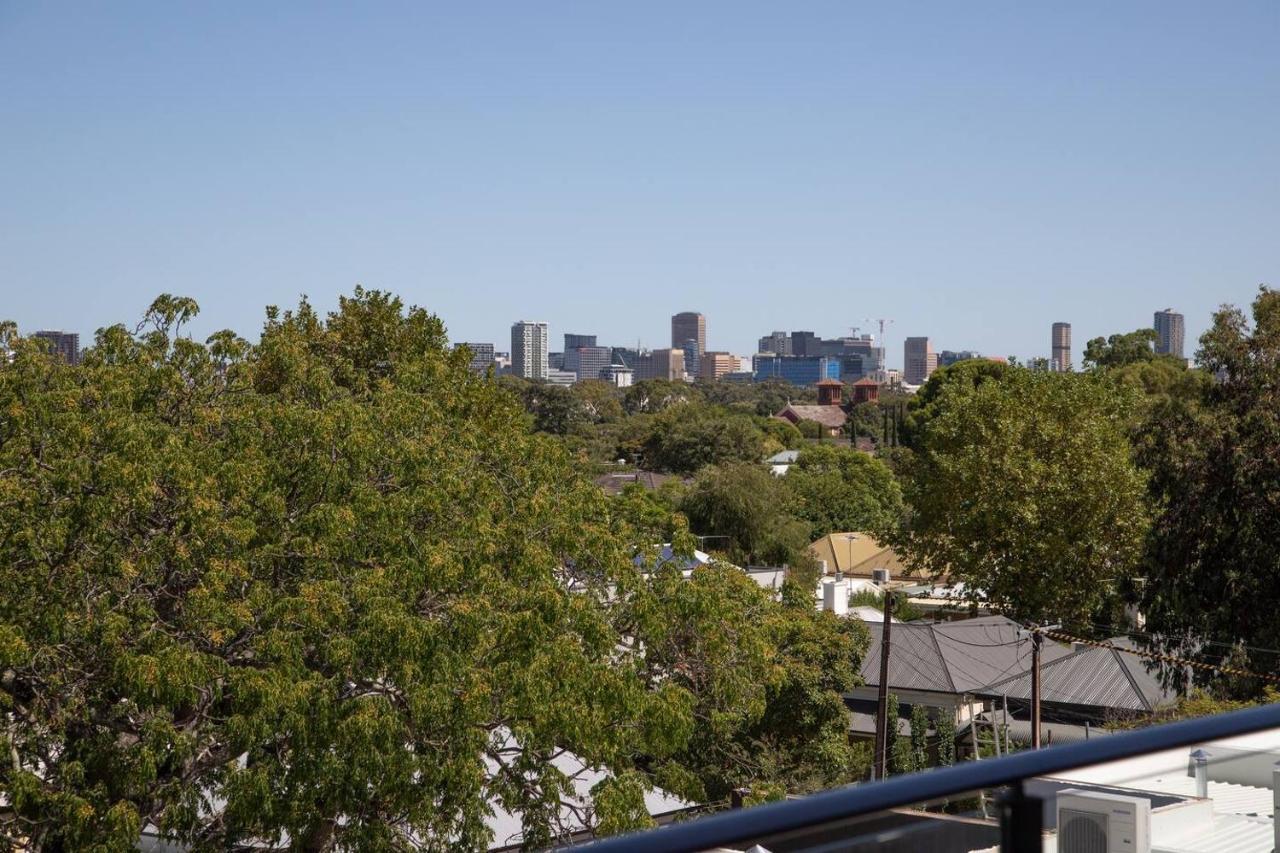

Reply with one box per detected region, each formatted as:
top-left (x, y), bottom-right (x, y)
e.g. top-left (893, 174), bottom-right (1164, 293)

top-left (2, 2), bottom-right (1276, 367)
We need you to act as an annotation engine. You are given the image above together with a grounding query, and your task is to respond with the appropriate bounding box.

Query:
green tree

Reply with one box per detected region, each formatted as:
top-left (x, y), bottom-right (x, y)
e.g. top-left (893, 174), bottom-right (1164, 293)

top-left (1139, 287), bottom-right (1280, 695)
top-left (623, 379), bottom-right (700, 415)
top-left (935, 713), bottom-right (956, 767)
top-left (783, 445), bottom-right (904, 540)
top-left (679, 463), bottom-right (812, 569)
top-left (900, 359), bottom-right (1010, 451)
top-left (1082, 328), bottom-right (1158, 370)
top-left (0, 292), bottom-right (868, 849)
top-left (909, 705), bottom-right (931, 772)
top-left (893, 368), bottom-right (1149, 624)
top-left (640, 405), bottom-right (766, 475)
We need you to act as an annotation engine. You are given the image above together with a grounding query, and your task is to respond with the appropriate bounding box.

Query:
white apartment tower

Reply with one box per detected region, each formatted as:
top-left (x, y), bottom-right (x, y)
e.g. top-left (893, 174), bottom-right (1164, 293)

top-left (511, 321), bottom-right (549, 380)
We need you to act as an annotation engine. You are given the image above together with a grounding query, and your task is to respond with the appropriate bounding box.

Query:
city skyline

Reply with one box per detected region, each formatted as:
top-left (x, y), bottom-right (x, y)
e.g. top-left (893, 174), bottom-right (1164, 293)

top-left (2, 4), bottom-right (1275, 370)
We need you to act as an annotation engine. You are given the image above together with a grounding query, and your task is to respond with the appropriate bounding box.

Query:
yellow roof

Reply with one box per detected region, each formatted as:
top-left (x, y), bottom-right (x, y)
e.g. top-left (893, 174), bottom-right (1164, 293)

top-left (808, 532), bottom-right (929, 580)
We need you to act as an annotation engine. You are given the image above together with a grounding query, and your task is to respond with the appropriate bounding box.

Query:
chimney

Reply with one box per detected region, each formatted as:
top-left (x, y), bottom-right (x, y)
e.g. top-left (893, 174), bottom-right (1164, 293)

top-left (823, 579), bottom-right (849, 617)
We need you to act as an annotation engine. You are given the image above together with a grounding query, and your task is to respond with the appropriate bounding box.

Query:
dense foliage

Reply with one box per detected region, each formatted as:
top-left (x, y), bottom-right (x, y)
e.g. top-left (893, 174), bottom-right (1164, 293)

top-left (0, 293), bottom-right (866, 851)
top-left (1138, 287), bottom-right (1280, 691)
top-left (893, 367), bottom-right (1149, 624)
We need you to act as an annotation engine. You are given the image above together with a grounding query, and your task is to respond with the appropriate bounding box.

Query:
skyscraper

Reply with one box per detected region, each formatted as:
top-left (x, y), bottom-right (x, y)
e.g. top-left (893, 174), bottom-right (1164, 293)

top-left (1154, 309), bottom-right (1185, 359)
top-left (563, 333), bottom-right (597, 351)
top-left (563, 345), bottom-right (613, 382)
top-left (1051, 322), bottom-right (1072, 372)
top-left (33, 330), bottom-right (80, 365)
top-left (903, 337), bottom-right (938, 386)
top-left (510, 321), bottom-right (549, 380)
top-left (455, 342), bottom-right (495, 373)
top-left (671, 312), bottom-right (706, 357)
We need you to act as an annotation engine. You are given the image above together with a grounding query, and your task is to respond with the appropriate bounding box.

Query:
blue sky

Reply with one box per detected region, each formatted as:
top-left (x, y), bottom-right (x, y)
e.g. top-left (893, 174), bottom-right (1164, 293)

top-left (2, 2), bottom-right (1276, 366)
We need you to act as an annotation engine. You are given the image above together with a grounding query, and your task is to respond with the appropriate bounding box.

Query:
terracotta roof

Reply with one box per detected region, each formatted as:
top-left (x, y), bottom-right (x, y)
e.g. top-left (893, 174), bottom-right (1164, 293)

top-left (776, 404), bottom-right (847, 429)
top-left (852, 377), bottom-right (880, 386)
top-left (815, 378), bottom-right (844, 386)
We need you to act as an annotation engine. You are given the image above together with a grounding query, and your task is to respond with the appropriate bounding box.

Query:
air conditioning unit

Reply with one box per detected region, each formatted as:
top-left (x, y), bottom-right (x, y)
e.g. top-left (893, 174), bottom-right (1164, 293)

top-left (1056, 789), bottom-right (1150, 853)
top-left (871, 567), bottom-right (890, 584)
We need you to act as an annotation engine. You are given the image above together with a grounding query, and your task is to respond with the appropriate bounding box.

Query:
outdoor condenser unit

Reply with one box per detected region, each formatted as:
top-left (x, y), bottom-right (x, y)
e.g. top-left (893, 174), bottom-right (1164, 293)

top-left (1056, 789), bottom-right (1150, 853)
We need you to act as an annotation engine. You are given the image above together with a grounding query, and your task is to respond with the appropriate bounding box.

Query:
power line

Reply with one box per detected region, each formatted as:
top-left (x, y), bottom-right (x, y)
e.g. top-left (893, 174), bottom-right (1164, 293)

top-left (1038, 629), bottom-right (1280, 685)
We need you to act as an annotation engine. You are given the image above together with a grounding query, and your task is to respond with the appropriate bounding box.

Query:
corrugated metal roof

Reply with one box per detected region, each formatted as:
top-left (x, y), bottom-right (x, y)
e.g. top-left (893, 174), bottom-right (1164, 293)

top-left (983, 639), bottom-right (1176, 713)
top-left (1152, 813), bottom-right (1275, 853)
top-left (859, 616), bottom-right (1073, 696)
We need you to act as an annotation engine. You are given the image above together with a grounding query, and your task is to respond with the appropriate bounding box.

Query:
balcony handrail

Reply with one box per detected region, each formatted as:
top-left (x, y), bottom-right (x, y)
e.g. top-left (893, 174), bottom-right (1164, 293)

top-left (576, 701), bottom-right (1280, 853)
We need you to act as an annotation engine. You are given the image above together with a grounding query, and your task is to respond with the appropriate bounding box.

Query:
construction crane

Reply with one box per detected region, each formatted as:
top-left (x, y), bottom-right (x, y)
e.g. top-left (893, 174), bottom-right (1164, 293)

top-left (848, 326), bottom-right (861, 338)
top-left (863, 318), bottom-right (894, 344)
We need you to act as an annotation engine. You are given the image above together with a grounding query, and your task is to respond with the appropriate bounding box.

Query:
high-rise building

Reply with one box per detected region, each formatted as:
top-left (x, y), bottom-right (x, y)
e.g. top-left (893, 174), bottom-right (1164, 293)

top-left (790, 331), bottom-right (819, 357)
top-left (903, 337), bottom-right (938, 386)
top-left (33, 330), bottom-right (80, 365)
top-left (939, 350), bottom-right (983, 368)
top-left (1051, 322), bottom-right (1072, 372)
top-left (634, 348), bottom-right (685, 381)
top-left (671, 312), bottom-right (706, 358)
top-left (1154, 309), bottom-right (1185, 359)
top-left (455, 342), bottom-right (495, 373)
top-left (563, 346), bottom-right (613, 382)
top-left (758, 331), bottom-right (791, 356)
top-left (752, 355), bottom-right (841, 386)
top-left (510, 321), bottom-right (549, 380)
top-left (564, 333), bottom-right (597, 351)
top-left (699, 351), bottom-right (737, 382)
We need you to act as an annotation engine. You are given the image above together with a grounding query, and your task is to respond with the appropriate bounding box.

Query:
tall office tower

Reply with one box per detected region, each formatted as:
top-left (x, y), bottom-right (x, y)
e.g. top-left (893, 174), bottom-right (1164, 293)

top-left (1154, 309), bottom-right (1185, 359)
top-left (834, 335), bottom-right (885, 378)
top-left (33, 330), bottom-right (80, 365)
top-left (1051, 322), bottom-right (1072, 372)
top-left (903, 337), bottom-right (938, 385)
top-left (680, 338), bottom-right (700, 378)
top-left (510, 321), bottom-right (549, 380)
top-left (563, 346), bottom-right (613, 382)
top-left (790, 331), bottom-right (819, 357)
top-left (671, 312), bottom-right (706, 357)
top-left (563, 333), bottom-right (597, 351)
top-left (455, 342), bottom-right (495, 373)
top-left (635, 348), bottom-right (685, 381)
top-left (699, 351), bottom-right (737, 381)
top-left (758, 331), bottom-right (791, 355)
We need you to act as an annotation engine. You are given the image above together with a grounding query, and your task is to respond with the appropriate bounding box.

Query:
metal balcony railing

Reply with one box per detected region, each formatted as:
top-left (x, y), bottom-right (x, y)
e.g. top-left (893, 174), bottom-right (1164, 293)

top-left (576, 702), bottom-right (1280, 853)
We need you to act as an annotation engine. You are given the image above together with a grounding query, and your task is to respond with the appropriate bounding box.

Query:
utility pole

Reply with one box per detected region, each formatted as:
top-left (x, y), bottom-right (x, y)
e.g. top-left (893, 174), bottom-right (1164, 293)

top-left (1030, 629), bottom-right (1043, 749)
top-left (874, 591), bottom-right (895, 779)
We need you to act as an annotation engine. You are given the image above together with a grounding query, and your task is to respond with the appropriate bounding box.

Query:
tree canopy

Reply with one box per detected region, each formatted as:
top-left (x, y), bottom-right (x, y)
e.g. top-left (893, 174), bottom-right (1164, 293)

top-left (892, 367), bottom-right (1149, 624)
top-left (1138, 287), bottom-right (1280, 693)
top-left (0, 291), bottom-right (866, 851)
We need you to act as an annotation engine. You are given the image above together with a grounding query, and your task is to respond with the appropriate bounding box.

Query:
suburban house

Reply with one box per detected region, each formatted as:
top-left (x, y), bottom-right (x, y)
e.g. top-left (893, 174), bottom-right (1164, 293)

top-left (808, 531), bottom-right (929, 584)
top-left (850, 615), bottom-right (1176, 744)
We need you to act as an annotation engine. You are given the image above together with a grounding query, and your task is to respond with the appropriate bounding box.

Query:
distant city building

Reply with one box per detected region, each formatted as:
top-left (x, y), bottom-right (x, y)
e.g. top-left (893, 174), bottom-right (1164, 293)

top-left (602, 364), bottom-right (634, 388)
top-left (563, 345), bottom-right (613, 382)
top-left (758, 331), bottom-right (791, 356)
top-left (611, 346), bottom-right (640, 369)
top-left (939, 349), bottom-right (983, 368)
top-left (1051, 322), bottom-right (1072, 372)
top-left (699, 351), bottom-right (737, 382)
top-left (1154, 309), bottom-right (1185, 359)
top-left (679, 338), bottom-right (701, 378)
top-left (757, 331), bottom-right (883, 378)
top-left (455, 342), bottom-right (495, 373)
top-left (752, 354), bottom-right (841, 385)
top-left (545, 368), bottom-right (577, 387)
top-left (903, 337), bottom-right (938, 385)
top-left (634, 348), bottom-right (685, 381)
top-left (33, 330), bottom-right (80, 365)
top-left (790, 331), bottom-right (820, 357)
top-left (564, 333), bottom-right (597, 351)
top-left (548, 352), bottom-right (565, 371)
top-left (510, 321), bottom-right (549, 380)
top-left (671, 311), bottom-right (706, 365)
